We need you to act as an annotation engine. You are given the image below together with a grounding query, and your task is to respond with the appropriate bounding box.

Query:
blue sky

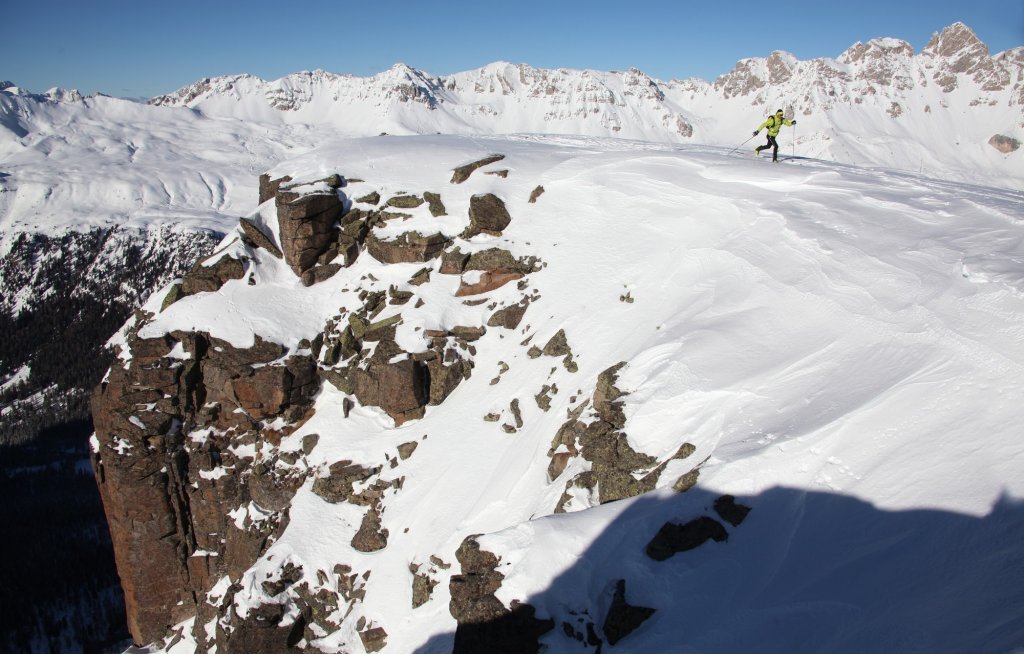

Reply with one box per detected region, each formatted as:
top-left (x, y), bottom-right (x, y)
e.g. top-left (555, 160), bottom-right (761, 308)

top-left (2, 0), bottom-right (1022, 98)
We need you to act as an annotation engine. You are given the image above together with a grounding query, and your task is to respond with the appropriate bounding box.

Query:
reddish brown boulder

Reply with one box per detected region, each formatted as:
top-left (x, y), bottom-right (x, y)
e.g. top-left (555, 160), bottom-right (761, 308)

top-left (456, 271), bottom-right (524, 296)
top-left (352, 356), bottom-right (429, 425)
top-left (259, 173), bottom-right (292, 204)
top-left (180, 255), bottom-right (245, 296)
top-left (276, 185), bottom-right (344, 276)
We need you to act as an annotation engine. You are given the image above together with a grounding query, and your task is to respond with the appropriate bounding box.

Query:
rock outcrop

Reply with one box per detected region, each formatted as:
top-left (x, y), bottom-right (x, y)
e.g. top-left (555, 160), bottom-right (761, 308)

top-left (449, 537), bottom-right (553, 654)
top-left (451, 154), bottom-right (506, 184)
top-left (91, 329), bottom-right (319, 644)
top-left (179, 254), bottom-right (246, 297)
top-left (91, 163), bottom-right (546, 651)
top-left (549, 362), bottom-right (697, 510)
top-left (463, 194), bottom-right (512, 238)
top-left (275, 178), bottom-right (345, 276)
top-left (989, 134), bottom-right (1020, 153)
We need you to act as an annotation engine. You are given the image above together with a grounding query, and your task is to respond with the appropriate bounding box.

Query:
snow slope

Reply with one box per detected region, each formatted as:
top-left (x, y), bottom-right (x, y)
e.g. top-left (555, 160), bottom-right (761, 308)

top-left (124, 134), bottom-right (1024, 653)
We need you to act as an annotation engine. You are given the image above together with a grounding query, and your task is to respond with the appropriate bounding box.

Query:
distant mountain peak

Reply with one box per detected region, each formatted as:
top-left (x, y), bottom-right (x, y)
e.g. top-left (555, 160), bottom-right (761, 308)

top-left (923, 21), bottom-right (988, 59)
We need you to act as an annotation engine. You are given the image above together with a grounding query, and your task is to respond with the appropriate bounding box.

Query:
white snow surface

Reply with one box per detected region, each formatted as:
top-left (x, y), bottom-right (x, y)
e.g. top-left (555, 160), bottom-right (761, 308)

top-left (121, 135), bottom-right (1024, 653)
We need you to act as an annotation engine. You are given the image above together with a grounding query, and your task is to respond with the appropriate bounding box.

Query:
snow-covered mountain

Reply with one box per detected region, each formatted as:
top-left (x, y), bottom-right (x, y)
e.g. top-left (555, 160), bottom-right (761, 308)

top-left (0, 20), bottom-right (1022, 654)
top-left (93, 135), bottom-right (1024, 653)
top-left (146, 22), bottom-right (1023, 189)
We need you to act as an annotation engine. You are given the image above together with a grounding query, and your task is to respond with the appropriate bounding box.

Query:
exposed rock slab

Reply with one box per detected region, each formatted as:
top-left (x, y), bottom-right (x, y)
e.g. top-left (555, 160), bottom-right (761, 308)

top-left (451, 154), bottom-right (505, 184)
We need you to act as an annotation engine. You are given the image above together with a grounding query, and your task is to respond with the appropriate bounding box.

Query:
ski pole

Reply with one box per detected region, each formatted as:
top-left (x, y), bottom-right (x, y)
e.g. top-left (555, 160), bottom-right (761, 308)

top-left (792, 122), bottom-right (796, 160)
top-left (727, 133), bottom-right (757, 156)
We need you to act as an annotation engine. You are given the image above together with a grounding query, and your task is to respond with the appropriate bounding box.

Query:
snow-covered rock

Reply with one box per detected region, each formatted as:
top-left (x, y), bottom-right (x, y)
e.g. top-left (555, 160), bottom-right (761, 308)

top-left (92, 135), bottom-right (1024, 653)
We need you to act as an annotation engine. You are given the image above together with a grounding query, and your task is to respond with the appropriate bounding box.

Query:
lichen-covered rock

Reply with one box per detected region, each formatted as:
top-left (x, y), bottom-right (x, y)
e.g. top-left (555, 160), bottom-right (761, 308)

top-left (411, 566), bottom-right (438, 608)
top-left (386, 194), bottom-right (425, 209)
top-left (180, 254), bottom-right (245, 296)
top-left (423, 191), bottom-right (447, 216)
top-left (463, 194), bottom-right (512, 238)
top-left (487, 300), bottom-right (529, 330)
top-left (161, 282), bottom-right (184, 311)
top-left (312, 461), bottom-right (382, 504)
top-left (239, 217), bottom-right (283, 259)
top-left (440, 247), bottom-right (470, 274)
top-left (366, 230), bottom-right (451, 264)
top-left (449, 536), bottom-right (553, 654)
top-left (541, 329), bottom-right (571, 357)
top-left (549, 362), bottom-right (696, 507)
top-left (451, 154), bottom-right (506, 184)
top-left (352, 505), bottom-right (389, 552)
top-left (355, 190), bottom-right (381, 205)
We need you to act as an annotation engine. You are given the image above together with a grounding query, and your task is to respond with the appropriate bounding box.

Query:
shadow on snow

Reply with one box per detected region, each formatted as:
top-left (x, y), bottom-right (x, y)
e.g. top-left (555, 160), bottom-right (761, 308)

top-left (413, 484), bottom-right (1024, 653)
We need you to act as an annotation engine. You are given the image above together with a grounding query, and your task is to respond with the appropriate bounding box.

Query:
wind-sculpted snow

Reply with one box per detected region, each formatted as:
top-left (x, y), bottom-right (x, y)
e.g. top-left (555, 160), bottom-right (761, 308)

top-left (90, 135), bottom-right (1024, 653)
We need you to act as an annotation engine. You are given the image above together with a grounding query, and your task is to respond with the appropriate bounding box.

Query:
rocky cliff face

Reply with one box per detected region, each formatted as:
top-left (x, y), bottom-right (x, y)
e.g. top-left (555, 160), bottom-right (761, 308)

top-left (90, 157), bottom-right (563, 650)
top-left (90, 141), bottom-right (709, 651)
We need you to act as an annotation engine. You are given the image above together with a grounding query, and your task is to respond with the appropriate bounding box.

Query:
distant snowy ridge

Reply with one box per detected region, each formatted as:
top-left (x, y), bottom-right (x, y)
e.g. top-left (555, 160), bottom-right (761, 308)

top-left (139, 22), bottom-right (1023, 188)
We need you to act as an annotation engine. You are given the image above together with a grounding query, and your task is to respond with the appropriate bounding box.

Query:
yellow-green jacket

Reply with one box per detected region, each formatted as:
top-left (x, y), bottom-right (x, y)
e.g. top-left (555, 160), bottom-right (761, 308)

top-left (757, 114), bottom-right (794, 137)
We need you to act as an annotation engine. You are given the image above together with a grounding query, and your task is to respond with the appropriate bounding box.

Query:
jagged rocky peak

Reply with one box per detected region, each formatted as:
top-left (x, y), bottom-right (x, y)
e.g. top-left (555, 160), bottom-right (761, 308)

top-left (922, 21), bottom-right (989, 61)
top-left (373, 63), bottom-right (446, 106)
top-left (765, 51), bottom-right (798, 85)
top-left (838, 37), bottom-right (915, 90)
top-left (921, 22), bottom-right (1008, 92)
top-left (839, 37), bottom-right (915, 64)
top-left (712, 57), bottom-right (768, 98)
top-left (149, 73), bottom-right (261, 106)
top-left (0, 82), bottom-right (84, 103)
top-left (46, 87), bottom-right (84, 102)
top-left (264, 69), bottom-right (343, 110)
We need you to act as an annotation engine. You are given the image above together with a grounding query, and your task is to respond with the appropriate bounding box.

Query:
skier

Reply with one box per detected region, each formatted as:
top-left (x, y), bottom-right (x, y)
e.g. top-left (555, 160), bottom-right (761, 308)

top-left (753, 109), bottom-right (796, 162)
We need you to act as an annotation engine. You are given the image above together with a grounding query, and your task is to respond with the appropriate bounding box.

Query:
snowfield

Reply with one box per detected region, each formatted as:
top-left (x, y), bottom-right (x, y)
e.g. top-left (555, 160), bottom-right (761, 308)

top-left (117, 134), bottom-right (1024, 653)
